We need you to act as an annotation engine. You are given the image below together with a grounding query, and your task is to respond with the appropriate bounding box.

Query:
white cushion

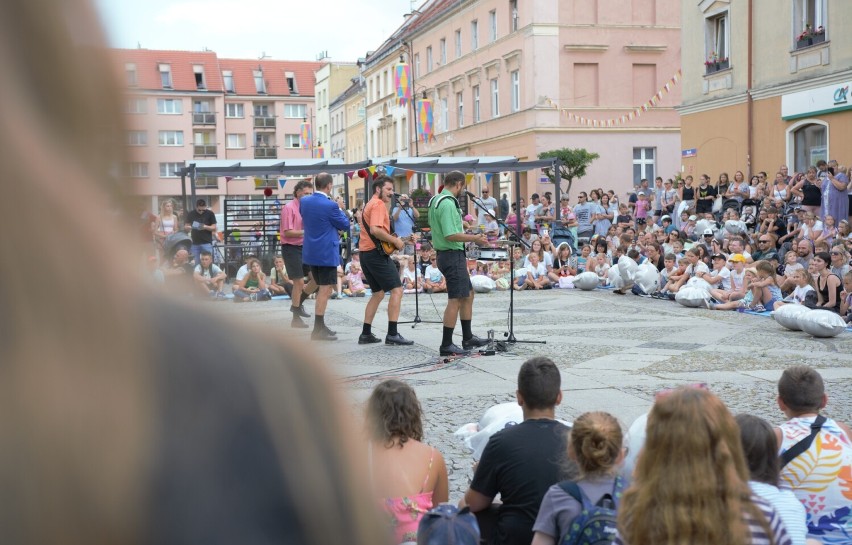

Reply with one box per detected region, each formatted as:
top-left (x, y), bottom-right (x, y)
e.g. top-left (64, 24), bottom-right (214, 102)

top-left (573, 271), bottom-right (600, 291)
top-left (773, 304), bottom-right (811, 331)
top-left (686, 277), bottom-right (712, 292)
top-left (617, 256), bottom-right (638, 284)
top-left (797, 309), bottom-right (847, 338)
top-left (607, 266), bottom-right (624, 289)
top-left (470, 275), bottom-right (495, 293)
top-left (634, 264), bottom-right (660, 293)
top-left (675, 285), bottom-right (710, 307)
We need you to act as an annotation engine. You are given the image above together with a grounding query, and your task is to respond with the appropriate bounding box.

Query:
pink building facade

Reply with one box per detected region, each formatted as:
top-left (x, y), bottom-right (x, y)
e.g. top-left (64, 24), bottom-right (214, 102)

top-left (405, 0), bottom-right (682, 200)
top-left (114, 49), bottom-right (323, 213)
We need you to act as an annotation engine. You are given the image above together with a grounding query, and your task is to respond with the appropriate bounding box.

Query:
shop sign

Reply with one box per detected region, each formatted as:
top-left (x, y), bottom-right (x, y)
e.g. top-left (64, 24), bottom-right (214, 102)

top-left (782, 81), bottom-right (852, 120)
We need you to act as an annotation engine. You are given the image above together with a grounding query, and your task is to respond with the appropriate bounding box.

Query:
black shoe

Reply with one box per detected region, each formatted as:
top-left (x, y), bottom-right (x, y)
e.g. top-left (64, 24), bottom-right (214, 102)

top-left (311, 327), bottom-right (338, 341)
top-left (291, 317), bottom-right (309, 329)
top-left (293, 305), bottom-right (310, 318)
top-left (462, 335), bottom-right (489, 350)
top-left (358, 333), bottom-right (382, 344)
top-left (385, 333), bottom-right (414, 346)
top-left (439, 343), bottom-right (470, 356)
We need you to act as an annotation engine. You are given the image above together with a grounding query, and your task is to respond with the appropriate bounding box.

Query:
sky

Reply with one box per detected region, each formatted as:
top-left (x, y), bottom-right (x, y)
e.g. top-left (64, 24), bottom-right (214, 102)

top-left (94, 0), bottom-right (417, 62)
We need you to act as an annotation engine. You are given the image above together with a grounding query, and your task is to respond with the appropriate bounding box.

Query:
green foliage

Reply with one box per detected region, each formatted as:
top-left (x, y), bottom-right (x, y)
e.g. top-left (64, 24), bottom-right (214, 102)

top-left (538, 148), bottom-right (600, 196)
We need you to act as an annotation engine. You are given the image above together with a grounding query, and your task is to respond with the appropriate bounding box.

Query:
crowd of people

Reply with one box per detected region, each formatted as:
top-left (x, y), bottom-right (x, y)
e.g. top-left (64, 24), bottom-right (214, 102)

top-left (365, 362), bottom-right (851, 545)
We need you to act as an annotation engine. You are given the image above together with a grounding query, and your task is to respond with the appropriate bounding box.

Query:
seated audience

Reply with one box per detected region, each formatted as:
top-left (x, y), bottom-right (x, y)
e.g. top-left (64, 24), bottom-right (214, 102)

top-left (423, 256), bottom-right (447, 294)
top-left (344, 262), bottom-right (367, 297)
top-left (233, 258), bottom-right (271, 302)
top-left (268, 255), bottom-right (294, 296)
top-left (192, 250), bottom-right (226, 298)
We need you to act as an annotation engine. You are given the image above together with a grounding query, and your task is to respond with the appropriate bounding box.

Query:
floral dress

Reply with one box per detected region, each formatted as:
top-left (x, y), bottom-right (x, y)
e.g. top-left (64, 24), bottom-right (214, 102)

top-left (379, 448), bottom-right (436, 544)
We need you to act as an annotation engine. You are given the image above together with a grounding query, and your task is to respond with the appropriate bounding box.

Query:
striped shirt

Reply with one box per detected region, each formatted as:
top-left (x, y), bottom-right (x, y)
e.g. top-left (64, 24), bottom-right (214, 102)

top-left (749, 481), bottom-right (807, 545)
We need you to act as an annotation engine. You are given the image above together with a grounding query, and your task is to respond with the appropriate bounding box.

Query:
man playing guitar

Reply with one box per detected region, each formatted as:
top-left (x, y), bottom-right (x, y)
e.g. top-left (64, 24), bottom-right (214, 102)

top-left (358, 175), bottom-right (415, 346)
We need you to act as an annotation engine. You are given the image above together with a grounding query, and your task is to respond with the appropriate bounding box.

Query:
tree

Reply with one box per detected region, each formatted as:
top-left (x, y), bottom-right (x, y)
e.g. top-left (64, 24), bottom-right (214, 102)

top-left (538, 148), bottom-right (599, 197)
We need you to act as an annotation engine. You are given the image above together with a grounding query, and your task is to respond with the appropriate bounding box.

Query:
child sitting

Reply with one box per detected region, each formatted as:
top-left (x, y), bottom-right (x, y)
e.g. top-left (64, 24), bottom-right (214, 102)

top-left (744, 260), bottom-right (782, 312)
top-left (594, 253), bottom-right (610, 284)
top-left (773, 268), bottom-right (816, 310)
top-left (532, 412), bottom-right (623, 545)
top-left (343, 262), bottom-right (367, 297)
top-left (840, 270), bottom-right (852, 323)
top-left (401, 257), bottom-right (423, 293)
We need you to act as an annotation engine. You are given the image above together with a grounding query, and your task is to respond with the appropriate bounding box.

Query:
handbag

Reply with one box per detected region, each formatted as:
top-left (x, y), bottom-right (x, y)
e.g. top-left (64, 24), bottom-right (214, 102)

top-left (712, 195), bottom-right (723, 213)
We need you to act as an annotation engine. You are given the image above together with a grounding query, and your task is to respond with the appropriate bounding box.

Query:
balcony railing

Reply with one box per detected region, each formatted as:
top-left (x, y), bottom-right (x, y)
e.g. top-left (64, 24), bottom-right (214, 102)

top-left (192, 112), bottom-right (216, 125)
top-left (193, 144), bottom-right (218, 157)
top-left (254, 116), bottom-right (276, 128)
top-left (254, 146), bottom-right (278, 158)
top-left (705, 59), bottom-right (730, 75)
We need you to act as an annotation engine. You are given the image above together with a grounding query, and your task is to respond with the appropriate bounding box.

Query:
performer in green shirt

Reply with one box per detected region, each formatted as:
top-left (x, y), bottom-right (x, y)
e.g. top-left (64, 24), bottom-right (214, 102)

top-left (427, 171), bottom-right (490, 356)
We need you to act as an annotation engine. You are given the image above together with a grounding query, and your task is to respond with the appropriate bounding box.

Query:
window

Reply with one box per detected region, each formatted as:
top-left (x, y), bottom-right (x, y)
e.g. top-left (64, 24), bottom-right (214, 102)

top-left (705, 11), bottom-right (729, 63)
top-left (125, 162), bottom-right (148, 178)
top-left (510, 0), bottom-right (519, 31)
top-left (225, 103), bottom-right (244, 118)
top-left (159, 64), bottom-right (172, 88)
top-left (285, 72), bottom-right (297, 94)
top-left (285, 134), bottom-right (302, 148)
top-left (489, 10), bottom-right (497, 42)
top-left (254, 70), bottom-right (266, 94)
top-left (632, 148), bottom-right (656, 185)
top-left (159, 162), bottom-right (183, 178)
top-left (455, 29), bottom-right (462, 58)
top-left (414, 54), bottom-right (421, 78)
top-left (254, 104), bottom-right (272, 118)
top-left (426, 46), bottom-right (433, 72)
top-left (510, 70), bottom-right (520, 112)
top-left (158, 131), bottom-right (184, 146)
top-left (793, 0), bottom-right (827, 46)
top-left (125, 63), bottom-right (137, 86)
top-left (382, 71), bottom-right (387, 96)
top-left (440, 97), bottom-right (448, 131)
top-left (126, 131), bottom-right (147, 146)
top-left (473, 85), bottom-right (480, 123)
top-left (792, 123), bottom-right (827, 172)
top-left (457, 91), bottom-right (464, 128)
top-left (284, 104), bottom-right (307, 118)
top-left (255, 132), bottom-right (275, 147)
top-left (471, 20), bottom-right (479, 51)
top-left (490, 78), bottom-right (499, 117)
top-left (156, 98), bottom-right (181, 114)
top-left (440, 38), bottom-right (447, 64)
top-left (226, 133), bottom-right (246, 149)
top-left (223, 70), bottom-right (235, 93)
top-left (196, 176), bottom-right (219, 189)
top-left (126, 97), bottom-right (146, 114)
top-left (193, 100), bottom-right (212, 113)
top-left (193, 65), bottom-right (206, 90)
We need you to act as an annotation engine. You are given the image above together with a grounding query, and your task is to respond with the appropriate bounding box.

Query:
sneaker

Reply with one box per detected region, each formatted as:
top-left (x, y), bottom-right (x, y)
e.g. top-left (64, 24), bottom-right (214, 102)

top-left (462, 335), bottom-right (489, 350)
top-left (330, 292), bottom-right (340, 300)
top-left (385, 333), bottom-right (414, 346)
top-left (216, 291), bottom-right (227, 300)
top-left (439, 343), bottom-right (470, 357)
top-left (311, 327), bottom-right (338, 341)
top-left (292, 305), bottom-right (311, 318)
top-left (752, 304), bottom-right (766, 312)
top-left (291, 317), bottom-right (309, 329)
top-left (703, 296), bottom-right (715, 310)
top-left (343, 289), bottom-right (352, 296)
top-left (358, 333), bottom-right (382, 344)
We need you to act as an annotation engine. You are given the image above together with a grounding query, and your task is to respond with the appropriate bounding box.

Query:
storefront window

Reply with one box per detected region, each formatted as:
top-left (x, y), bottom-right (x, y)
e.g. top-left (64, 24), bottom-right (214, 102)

top-left (793, 123), bottom-right (826, 172)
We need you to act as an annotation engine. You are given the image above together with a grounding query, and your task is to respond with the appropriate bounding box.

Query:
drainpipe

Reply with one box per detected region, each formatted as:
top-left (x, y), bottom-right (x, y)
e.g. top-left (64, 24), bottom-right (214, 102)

top-left (746, 0), bottom-right (754, 178)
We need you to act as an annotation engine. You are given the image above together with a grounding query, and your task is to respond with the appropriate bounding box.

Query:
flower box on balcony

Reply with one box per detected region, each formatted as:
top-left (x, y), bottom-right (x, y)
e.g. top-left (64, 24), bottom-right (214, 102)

top-left (796, 32), bottom-right (825, 49)
top-left (705, 59), bottom-right (730, 75)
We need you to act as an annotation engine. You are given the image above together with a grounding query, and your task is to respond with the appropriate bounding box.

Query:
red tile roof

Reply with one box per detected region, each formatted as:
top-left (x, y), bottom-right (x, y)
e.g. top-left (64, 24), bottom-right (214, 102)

top-left (111, 48), bottom-right (324, 97)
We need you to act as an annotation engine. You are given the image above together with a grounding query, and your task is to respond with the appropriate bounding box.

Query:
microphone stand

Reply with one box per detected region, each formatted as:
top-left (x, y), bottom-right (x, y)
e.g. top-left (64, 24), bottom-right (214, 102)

top-left (464, 190), bottom-right (544, 346)
top-left (393, 195), bottom-right (442, 328)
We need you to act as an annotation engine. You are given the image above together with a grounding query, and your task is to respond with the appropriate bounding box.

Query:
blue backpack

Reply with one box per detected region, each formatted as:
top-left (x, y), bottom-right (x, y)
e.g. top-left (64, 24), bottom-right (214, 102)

top-left (557, 477), bottom-right (623, 545)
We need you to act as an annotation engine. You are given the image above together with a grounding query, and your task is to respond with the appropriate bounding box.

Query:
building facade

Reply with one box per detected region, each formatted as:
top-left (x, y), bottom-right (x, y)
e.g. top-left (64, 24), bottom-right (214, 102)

top-left (678, 0), bottom-right (852, 178)
top-left (400, 0), bottom-right (681, 199)
top-left (116, 48), bottom-right (323, 212)
top-left (314, 61), bottom-right (359, 158)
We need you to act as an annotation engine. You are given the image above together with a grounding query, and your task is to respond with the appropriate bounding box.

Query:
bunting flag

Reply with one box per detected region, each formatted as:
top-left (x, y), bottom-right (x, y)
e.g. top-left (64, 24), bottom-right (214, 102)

top-left (484, 173), bottom-right (493, 183)
top-left (417, 99), bottom-right (435, 143)
top-left (299, 122), bottom-right (312, 149)
top-left (544, 69), bottom-right (682, 127)
top-left (426, 173), bottom-right (436, 185)
top-left (225, 176), bottom-right (233, 182)
top-left (254, 177), bottom-right (264, 188)
top-left (367, 166), bottom-right (377, 176)
top-left (394, 62), bottom-right (412, 107)
top-left (385, 166), bottom-right (395, 177)
top-left (279, 179), bottom-right (287, 189)
top-left (465, 173), bottom-right (474, 185)
top-left (345, 171), bottom-right (354, 179)
top-left (405, 170), bottom-right (415, 182)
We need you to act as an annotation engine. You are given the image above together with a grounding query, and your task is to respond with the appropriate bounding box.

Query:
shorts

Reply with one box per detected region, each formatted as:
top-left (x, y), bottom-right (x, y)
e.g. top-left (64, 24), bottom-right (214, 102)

top-left (309, 265), bottom-right (338, 286)
top-left (360, 249), bottom-right (402, 292)
top-left (436, 249), bottom-right (472, 299)
top-left (636, 218), bottom-right (647, 225)
top-left (281, 244), bottom-right (309, 279)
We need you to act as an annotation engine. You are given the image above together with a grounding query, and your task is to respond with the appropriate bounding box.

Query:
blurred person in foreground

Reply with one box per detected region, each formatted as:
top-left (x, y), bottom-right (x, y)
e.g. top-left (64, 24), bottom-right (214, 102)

top-left (0, 2), bottom-right (385, 544)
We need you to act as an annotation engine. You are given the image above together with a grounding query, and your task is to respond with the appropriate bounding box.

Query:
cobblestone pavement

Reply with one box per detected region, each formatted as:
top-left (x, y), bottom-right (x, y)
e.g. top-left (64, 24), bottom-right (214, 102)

top-left (218, 288), bottom-right (852, 503)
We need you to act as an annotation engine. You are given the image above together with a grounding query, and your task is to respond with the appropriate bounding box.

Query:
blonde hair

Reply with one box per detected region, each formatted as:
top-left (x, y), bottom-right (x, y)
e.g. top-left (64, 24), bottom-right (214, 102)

top-left (569, 412), bottom-right (623, 477)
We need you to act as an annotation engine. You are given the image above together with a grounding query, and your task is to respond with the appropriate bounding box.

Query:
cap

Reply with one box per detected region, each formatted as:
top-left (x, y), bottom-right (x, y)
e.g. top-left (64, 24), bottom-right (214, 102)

top-left (689, 215), bottom-right (697, 221)
top-left (638, 191), bottom-right (645, 196)
top-left (711, 253), bottom-right (725, 260)
top-left (703, 228), bottom-right (714, 235)
top-left (418, 505), bottom-right (480, 545)
top-left (463, 214), bottom-right (474, 222)
top-left (661, 215), bottom-right (672, 222)
top-left (729, 253), bottom-right (747, 263)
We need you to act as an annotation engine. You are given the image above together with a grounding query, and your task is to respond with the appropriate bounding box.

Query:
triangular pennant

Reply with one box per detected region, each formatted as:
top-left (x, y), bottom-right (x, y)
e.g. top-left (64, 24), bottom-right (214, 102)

top-left (405, 170), bottom-right (415, 182)
top-left (485, 173), bottom-right (493, 183)
top-left (385, 166), bottom-right (395, 177)
top-left (465, 173), bottom-right (474, 185)
top-left (254, 177), bottom-right (264, 188)
top-left (368, 166), bottom-right (377, 175)
top-left (427, 173), bottom-right (436, 185)
top-left (279, 178), bottom-right (286, 189)
top-left (345, 171), bottom-right (354, 179)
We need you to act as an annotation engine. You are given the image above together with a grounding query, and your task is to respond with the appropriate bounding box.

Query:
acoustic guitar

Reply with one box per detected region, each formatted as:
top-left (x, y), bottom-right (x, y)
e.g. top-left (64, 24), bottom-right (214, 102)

top-left (379, 233), bottom-right (418, 257)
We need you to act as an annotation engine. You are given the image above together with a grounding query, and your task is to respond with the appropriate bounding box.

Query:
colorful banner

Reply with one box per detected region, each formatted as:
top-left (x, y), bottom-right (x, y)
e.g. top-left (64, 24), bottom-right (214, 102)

top-left (417, 99), bottom-right (435, 143)
top-left (299, 122), bottom-right (312, 150)
top-left (315, 145), bottom-right (324, 158)
top-left (394, 63), bottom-right (412, 107)
top-left (544, 69), bottom-right (682, 127)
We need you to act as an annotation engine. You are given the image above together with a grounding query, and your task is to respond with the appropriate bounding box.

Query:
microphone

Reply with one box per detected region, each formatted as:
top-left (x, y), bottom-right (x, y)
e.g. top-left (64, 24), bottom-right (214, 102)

top-left (463, 189), bottom-right (477, 199)
top-left (392, 192), bottom-right (406, 198)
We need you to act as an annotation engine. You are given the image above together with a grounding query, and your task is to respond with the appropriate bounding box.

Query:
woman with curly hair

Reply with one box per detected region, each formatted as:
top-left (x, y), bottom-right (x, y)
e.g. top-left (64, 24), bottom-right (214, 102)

top-left (615, 387), bottom-right (792, 545)
top-left (366, 380), bottom-right (449, 544)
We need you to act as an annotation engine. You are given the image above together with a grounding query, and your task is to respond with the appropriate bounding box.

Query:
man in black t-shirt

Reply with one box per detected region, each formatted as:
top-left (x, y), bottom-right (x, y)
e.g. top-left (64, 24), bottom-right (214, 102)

top-left (184, 199), bottom-right (218, 265)
top-left (462, 357), bottom-right (573, 545)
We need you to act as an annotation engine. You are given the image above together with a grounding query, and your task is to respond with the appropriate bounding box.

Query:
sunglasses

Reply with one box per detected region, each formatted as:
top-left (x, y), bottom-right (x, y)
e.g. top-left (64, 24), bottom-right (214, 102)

top-left (830, 252), bottom-right (841, 256)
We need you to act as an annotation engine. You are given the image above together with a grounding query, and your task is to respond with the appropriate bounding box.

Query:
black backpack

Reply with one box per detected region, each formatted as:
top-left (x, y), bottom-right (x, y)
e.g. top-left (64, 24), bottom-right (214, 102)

top-left (558, 477), bottom-right (623, 545)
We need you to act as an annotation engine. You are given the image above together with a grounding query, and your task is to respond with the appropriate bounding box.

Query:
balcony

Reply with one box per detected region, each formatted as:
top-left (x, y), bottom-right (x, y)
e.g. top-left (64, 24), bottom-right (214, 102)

top-left (254, 146), bottom-right (278, 159)
top-left (254, 116), bottom-right (276, 129)
top-left (192, 112), bottom-right (216, 125)
top-left (704, 58), bottom-right (730, 75)
top-left (795, 32), bottom-right (826, 50)
top-left (193, 144), bottom-right (218, 157)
